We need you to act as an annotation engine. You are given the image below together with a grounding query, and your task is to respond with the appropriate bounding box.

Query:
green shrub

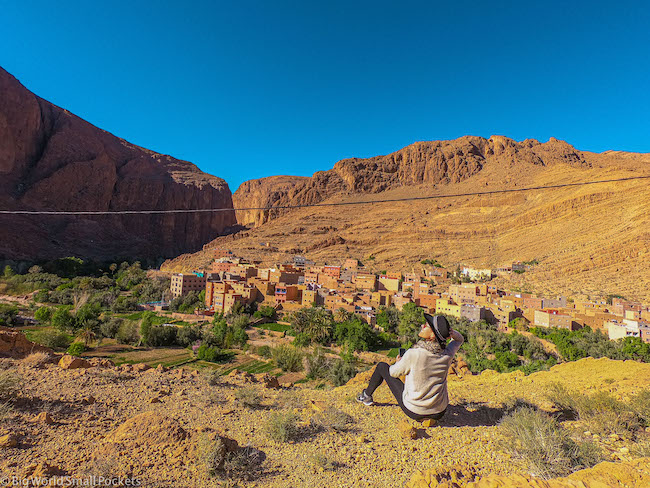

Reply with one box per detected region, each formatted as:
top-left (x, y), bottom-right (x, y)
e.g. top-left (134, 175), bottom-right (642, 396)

top-left (0, 304), bottom-right (19, 326)
top-left (271, 344), bottom-right (303, 372)
top-left (292, 332), bottom-right (311, 347)
top-left (265, 411), bottom-right (300, 442)
top-left (31, 329), bottom-right (72, 349)
top-left (499, 407), bottom-right (602, 479)
top-left (100, 317), bottom-right (123, 339)
top-left (66, 342), bottom-right (86, 356)
top-left (197, 344), bottom-right (227, 363)
top-left (115, 321), bottom-right (139, 345)
top-left (34, 306), bottom-right (53, 323)
top-left (255, 345), bottom-right (272, 358)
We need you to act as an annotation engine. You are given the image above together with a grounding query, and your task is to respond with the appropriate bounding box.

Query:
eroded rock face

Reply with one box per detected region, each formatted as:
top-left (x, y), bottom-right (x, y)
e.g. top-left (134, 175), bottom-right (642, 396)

top-left (0, 326), bottom-right (53, 358)
top-left (232, 136), bottom-right (590, 228)
top-left (0, 67), bottom-right (236, 261)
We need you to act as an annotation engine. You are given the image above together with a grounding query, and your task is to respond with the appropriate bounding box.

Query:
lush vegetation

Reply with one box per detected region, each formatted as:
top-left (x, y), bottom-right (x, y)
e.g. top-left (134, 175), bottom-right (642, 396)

top-left (531, 326), bottom-right (650, 362)
top-left (445, 316), bottom-right (558, 375)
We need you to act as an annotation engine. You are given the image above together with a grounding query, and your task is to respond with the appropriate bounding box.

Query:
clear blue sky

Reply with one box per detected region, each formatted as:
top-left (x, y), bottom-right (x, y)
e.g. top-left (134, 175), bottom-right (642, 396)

top-left (2, 1), bottom-right (649, 191)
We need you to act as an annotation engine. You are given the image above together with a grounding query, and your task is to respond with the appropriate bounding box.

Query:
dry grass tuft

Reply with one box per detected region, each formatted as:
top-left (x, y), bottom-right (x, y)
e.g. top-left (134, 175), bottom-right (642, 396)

top-left (499, 407), bottom-right (602, 479)
top-left (22, 352), bottom-right (52, 368)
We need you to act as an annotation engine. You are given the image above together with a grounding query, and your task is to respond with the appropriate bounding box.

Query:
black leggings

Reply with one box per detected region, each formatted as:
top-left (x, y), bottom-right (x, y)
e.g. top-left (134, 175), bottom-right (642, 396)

top-left (365, 362), bottom-right (446, 422)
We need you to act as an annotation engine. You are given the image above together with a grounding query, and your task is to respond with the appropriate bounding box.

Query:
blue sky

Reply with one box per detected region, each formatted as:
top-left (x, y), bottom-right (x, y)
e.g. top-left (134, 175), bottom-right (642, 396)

top-left (2, 1), bottom-right (649, 191)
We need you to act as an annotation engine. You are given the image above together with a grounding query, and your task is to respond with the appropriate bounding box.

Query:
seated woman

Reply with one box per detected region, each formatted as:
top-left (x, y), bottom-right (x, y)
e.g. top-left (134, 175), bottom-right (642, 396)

top-left (356, 314), bottom-right (464, 422)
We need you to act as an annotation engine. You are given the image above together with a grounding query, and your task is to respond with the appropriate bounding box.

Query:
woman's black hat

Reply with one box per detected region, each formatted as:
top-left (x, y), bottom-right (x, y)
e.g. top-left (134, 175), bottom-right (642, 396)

top-left (423, 313), bottom-right (450, 344)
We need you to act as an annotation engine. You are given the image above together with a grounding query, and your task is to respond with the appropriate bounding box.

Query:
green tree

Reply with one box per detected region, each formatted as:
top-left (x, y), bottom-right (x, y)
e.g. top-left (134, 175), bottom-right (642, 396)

top-left (51, 307), bottom-right (75, 332)
top-left (290, 307), bottom-right (334, 344)
top-left (376, 306), bottom-right (400, 333)
top-left (397, 302), bottom-right (424, 342)
top-left (34, 306), bottom-right (53, 323)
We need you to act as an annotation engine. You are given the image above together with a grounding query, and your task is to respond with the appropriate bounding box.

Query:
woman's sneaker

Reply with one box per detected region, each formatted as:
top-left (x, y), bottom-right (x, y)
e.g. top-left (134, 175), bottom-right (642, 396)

top-left (356, 390), bottom-right (374, 406)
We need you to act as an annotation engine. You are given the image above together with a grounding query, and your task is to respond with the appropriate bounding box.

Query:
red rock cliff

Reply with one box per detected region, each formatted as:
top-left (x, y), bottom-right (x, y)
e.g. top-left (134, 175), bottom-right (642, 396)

top-left (0, 67), bottom-right (236, 261)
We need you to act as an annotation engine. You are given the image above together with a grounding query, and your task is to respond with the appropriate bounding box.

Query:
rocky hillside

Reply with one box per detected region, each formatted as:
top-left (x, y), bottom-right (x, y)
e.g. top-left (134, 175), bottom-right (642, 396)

top-left (232, 136), bottom-right (592, 228)
top-left (169, 137), bottom-right (650, 301)
top-left (0, 67), bottom-right (236, 261)
top-left (1, 329), bottom-right (649, 487)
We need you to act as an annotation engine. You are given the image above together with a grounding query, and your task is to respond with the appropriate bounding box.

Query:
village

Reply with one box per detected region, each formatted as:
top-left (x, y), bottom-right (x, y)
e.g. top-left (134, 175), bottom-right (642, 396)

top-left (168, 249), bottom-right (650, 344)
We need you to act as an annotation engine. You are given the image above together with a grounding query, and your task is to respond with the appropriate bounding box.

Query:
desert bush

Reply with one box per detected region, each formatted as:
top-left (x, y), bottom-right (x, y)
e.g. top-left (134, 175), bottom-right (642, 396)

top-left (312, 407), bottom-right (354, 432)
top-left (197, 433), bottom-right (227, 477)
top-left (499, 407), bottom-right (602, 479)
top-left (545, 383), bottom-right (581, 417)
top-left (546, 384), bottom-right (641, 436)
top-left (578, 391), bottom-right (641, 437)
top-left (328, 358), bottom-right (357, 386)
top-left (265, 411), bottom-right (301, 442)
top-left (31, 329), bottom-right (72, 349)
top-left (234, 387), bottom-right (263, 409)
top-left (271, 344), bottom-right (303, 372)
top-left (308, 452), bottom-right (336, 471)
top-left (304, 348), bottom-right (331, 380)
top-left (631, 438), bottom-right (650, 457)
top-left (115, 321), bottom-right (139, 345)
top-left (255, 345), bottom-right (272, 359)
top-left (0, 401), bottom-right (13, 420)
top-left (0, 370), bottom-right (20, 399)
top-left (66, 342), bottom-right (86, 356)
top-left (221, 446), bottom-right (265, 481)
top-left (630, 389), bottom-right (650, 426)
top-left (275, 390), bottom-right (305, 410)
top-left (22, 352), bottom-right (51, 368)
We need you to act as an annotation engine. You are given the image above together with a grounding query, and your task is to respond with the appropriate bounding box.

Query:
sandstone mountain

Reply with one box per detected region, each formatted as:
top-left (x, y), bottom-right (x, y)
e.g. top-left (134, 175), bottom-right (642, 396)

top-left (168, 137), bottom-right (650, 302)
top-left (0, 67), bottom-right (236, 261)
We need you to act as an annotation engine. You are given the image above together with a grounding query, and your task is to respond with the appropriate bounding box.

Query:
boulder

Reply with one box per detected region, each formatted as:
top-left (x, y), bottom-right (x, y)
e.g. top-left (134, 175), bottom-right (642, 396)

top-left (58, 355), bottom-right (91, 370)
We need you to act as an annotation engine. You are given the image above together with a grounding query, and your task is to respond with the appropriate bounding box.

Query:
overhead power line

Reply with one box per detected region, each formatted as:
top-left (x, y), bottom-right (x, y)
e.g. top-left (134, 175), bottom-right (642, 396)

top-left (0, 174), bottom-right (649, 216)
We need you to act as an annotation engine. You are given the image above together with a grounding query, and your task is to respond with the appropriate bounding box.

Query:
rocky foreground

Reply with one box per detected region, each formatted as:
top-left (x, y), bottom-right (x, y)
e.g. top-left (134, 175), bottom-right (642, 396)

top-left (1, 327), bottom-right (649, 487)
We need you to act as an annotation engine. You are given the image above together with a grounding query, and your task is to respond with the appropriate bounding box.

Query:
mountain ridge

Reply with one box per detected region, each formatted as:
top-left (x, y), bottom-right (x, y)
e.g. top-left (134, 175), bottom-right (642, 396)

top-left (0, 66), bottom-right (236, 261)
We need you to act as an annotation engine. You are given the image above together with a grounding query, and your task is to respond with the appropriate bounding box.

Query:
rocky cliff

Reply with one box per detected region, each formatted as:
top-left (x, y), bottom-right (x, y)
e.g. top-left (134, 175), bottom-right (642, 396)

top-left (233, 136), bottom-right (590, 228)
top-left (0, 67), bottom-right (236, 261)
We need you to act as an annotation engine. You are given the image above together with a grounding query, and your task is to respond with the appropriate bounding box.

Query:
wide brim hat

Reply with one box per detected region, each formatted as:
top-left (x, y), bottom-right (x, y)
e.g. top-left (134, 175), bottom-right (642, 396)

top-left (423, 313), bottom-right (450, 343)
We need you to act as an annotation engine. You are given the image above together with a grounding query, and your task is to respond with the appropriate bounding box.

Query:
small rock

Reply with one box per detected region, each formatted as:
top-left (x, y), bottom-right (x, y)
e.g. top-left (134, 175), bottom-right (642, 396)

top-left (421, 419), bottom-right (437, 428)
top-left (150, 397), bottom-right (162, 404)
top-left (32, 412), bottom-right (54, 424)
top-left (156, 364), bottom-right (167, 372)
top-left (398, 420), bottom-right (417, 440)
top-left (0, 433), bottom-right (19, 448)
top-left (81, 395), bottom-right (95, 405)
top-left (132, 363), bottom-right (151, 372)
top-left (619, 447), bottom-right (629, 454)
top-left (356, 436), bottom-right (368, 443)
top-left (583, 431), bottom-right (591, 436)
